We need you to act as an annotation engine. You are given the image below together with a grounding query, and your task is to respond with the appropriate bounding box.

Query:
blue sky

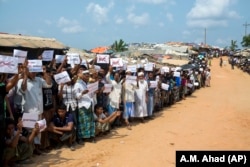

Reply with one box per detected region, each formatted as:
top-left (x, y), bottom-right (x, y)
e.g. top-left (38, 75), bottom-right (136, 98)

top-left (0, 0), bottom-right (249, 50)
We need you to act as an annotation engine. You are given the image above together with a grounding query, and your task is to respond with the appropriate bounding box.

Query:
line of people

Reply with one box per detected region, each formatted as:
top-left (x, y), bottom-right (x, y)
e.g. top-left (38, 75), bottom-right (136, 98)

top-left (1, 55), bottom-right (211, 166)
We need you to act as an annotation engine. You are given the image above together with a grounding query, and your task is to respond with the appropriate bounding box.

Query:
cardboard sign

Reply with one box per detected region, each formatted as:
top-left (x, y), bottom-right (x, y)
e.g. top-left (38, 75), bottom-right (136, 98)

top-left (110, 58), bottom-right (123, 67)
top-left (97, 54), bottom-right (109, 64)
top-left (42, 50), bottom-right (54, 61)
top-left (55, 55), bottom-right (65, 64)
top-left (67, 53), bottom-right (80, 65)
top-left (0, 55), bottom-right (18, 74)
top-left (13, 49), bottom-right (27, 64)
top-left (53, 71), bottom-right (71, 84)
top-left (28, 60), bottom-right (43, 72)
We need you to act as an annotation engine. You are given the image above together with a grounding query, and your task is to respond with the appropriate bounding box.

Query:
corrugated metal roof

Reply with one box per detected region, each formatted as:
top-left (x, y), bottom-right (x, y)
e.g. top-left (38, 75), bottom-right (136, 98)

top-left (0, 33), bottom-right (68, 49)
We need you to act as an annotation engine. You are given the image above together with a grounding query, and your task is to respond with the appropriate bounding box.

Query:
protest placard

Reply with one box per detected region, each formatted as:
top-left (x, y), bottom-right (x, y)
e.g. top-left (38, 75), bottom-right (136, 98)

top-left (42, 50), bottom-right (54, 61)
top-left (37, 119), bottom-right (47, 132)
top-left (28, 59), bottom-right (43, 72)
top-left (144, 63), bottom-right (154, 71)
top-left (67, 53), bottom-right (80, 65)
top-left (53, 71), bottom-right (71, 84)
top-left (103, 84), bottom-right (112, 93)
top-left (55, 54), bottom-right (65, 64)
top-left (97, 54), bottom-right (109, 64)
top-left (13, 49), bottom-right (27, 64)
top-left (110, 58), bottom-right (123, 67)
top-left (127, 65), bottom-right (137, 73)
top-left (87, 81), bottom-right (99, 94)
top-left (187, 83), bottom-right (193, 88)
top-left (22, 113), bottom-right (39, 129)
top-left (126, 75), bottom-right (137, 85)
top-left (0, 55), bottom-right (18, 74)
top-left (161, 83), bottom-right (169, 90)
top-left (173, 71), bottom-right (181, 77)
top-left (149, 81), bottom-right (158, 88)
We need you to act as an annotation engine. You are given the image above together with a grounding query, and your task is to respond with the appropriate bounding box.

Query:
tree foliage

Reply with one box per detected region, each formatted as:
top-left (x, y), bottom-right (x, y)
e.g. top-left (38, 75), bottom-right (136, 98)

top-left (229, 40), bottom-right (238, 51)
top-left (111, 39), bottom-right (128, 52)
top-left (241, 34), bottom-right (250, 48)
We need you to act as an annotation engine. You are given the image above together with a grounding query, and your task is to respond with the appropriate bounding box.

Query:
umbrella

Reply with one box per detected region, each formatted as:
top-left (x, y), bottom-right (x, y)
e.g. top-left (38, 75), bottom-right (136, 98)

top-left (181, 63), bottom-right (199, 70)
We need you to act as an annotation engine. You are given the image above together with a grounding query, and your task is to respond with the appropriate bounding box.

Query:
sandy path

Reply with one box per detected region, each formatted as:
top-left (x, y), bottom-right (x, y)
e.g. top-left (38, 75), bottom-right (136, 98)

top-left (28, 57), bottom-right (250, 167)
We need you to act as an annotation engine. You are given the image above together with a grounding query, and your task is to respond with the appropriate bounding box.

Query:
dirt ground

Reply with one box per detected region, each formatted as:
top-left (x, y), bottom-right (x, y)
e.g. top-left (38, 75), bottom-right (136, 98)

top-left (27, 57), bottom-right (250, 167)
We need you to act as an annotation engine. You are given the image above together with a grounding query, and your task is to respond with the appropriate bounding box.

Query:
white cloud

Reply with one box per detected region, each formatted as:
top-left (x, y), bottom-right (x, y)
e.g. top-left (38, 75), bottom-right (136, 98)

top-left (86, 2), bottom-right (114, 24)
top-left (127, 13), bottom-right (150, 26)
top-left (57, 17), bottom-right (84, 33)
top-left (187, 0), bottom-right (240, 28)
top-left (44, 19), bottom-right (52, 25)
top-left (166, 13), bottom-right (173, 22)
top-left (182, 30), bottom-right (191, 36)
top-left (115, 16), bottom-right (123, 24)
top-left (158, 22), bottom-right (165, 27)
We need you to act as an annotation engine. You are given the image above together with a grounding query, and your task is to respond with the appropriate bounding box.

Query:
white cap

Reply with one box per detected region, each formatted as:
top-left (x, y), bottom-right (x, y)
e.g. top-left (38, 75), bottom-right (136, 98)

top-left (82, 70), bottom-right (89, 74)
top-left (138, 72), bottom-right (144, 76)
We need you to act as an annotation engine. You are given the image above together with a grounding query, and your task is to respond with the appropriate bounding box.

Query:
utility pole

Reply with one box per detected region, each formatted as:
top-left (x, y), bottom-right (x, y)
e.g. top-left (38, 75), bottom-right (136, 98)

top-left (243, 21), bottom-right (250, 36)
top-left (204, 28), bottom-right (206, 45)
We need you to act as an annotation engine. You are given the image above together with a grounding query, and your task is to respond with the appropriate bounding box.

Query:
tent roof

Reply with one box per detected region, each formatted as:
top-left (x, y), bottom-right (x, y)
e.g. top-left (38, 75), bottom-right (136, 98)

top-left (0, 33), bottom-right (68, 50)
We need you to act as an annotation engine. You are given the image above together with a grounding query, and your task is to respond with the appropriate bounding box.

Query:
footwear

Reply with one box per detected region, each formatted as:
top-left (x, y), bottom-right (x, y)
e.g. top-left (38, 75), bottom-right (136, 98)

top-left (78, 139), bottom-right (85, 145)
top-left (69, 145), bottom-right (76, 151)
top-left (60, 132), bottom-right (72, 141)
top-left (127, 125), bottom-right (132, 130)
top-left (17, 158), bottom-right (34, 164)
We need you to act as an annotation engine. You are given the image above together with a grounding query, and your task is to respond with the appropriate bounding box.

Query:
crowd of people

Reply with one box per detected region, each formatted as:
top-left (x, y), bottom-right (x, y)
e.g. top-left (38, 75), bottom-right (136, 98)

top-left (0, 54), bottom-right (212, 166)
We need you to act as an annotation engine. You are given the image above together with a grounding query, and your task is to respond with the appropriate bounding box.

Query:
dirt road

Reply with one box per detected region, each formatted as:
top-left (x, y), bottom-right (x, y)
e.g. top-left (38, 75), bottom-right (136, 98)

top-left (29, 57), bottom-right (250, 167)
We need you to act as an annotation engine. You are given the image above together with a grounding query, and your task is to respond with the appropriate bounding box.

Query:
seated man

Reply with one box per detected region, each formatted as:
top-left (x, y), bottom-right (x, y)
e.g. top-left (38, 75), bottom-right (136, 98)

top-left (94, 104), bottom-right (121, 136)
top-left (48, 103), bottom-right (76, 151)
top-left (3, 118), bottom-right (39, 166)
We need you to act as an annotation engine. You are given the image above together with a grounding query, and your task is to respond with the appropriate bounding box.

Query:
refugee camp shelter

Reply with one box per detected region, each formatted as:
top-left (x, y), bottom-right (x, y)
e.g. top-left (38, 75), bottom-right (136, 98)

top-left (0, 33), bottom-right (68, 59)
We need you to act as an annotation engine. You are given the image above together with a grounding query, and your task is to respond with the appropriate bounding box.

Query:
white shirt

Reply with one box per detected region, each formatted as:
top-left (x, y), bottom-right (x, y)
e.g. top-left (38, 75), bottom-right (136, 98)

top-left (73, 79), bottom-right (92, 109)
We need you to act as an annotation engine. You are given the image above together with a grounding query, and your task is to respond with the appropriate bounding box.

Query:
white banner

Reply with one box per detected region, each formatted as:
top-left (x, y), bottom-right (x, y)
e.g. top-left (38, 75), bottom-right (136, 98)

top-left (110, 58), bottom-right (123, 67)
top-left (67, 53), bottom-right (80, 65)
top-left (55, 54), bottom-right (65, 64)
top-left (0, 55), bottom-right (18, 74)
top-left (13, 49), bottom-right (27, 64)
top-left (103, 84), bottom-right (112, 93)
top-left (97, 54), bottom-right (109, 64)
top-left (173, 72), bottom-right (180, 77)
top-left (126, 75), bottom-right (137, 85)
top-left (53, 71), bottom-right (71, 84)
top-left (144, 63), bottom-right (154, 71)
top-left (127, 65), bottom-right (137, 73)
top-left (28, 59), bottom-right (43, 72)
top-left (42, 50), bottom-right (54, 61)
top-left (87, 81), bottom-right (99, 94)
top-left (22, 112), bottom-right (39, 129)
top-left (149, 81), bottom-right (158, 88)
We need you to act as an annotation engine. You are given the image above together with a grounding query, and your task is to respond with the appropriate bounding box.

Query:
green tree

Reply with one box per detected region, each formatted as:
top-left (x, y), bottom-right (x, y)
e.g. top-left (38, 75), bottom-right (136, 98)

top-left (111, 39), bottom-right (128, 52)
top-left (229, 40), bottom-right (238, 51)
top-left (241, 34), bottom-right (250, 48)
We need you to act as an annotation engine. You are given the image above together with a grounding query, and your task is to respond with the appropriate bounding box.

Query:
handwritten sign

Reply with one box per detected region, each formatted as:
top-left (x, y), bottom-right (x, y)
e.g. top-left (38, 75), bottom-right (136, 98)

top-left (0, 55), bottom-right (18, 74)
top-left (161, 83), bottom-right (169, 90)
top-left (22, 112), bottom-right (39, 129)
top-left (144, 63), bottom-right (154, 71)
top-left (149, 81), bottom-right (158, 88)
top-left (127, 65), bottom-right (137, 73)
top-left (28, 60), bottom-right (43, 72)
top-left (126, 75), bottom-right (137, 85)
top-left (55, 54), bottom-right (65, 64)
top-left (173, 72), bottom-right (180, 77)
top-left (87, 81), bottom-right (99, 94)
top-left (97, 54), bottom-right (109, 64)
top-left (161, 66), bottom-right (170, 74)
top-left (13, 49), bottom-right (27, 64)
top-left (110, 58), bottom-right (123, 67)
top-left (67, 53), bottom-right (80, 65)
top-left (42, 50), bottom-right (54, 61)
top-left (103, 84), bottom-right (112, 93)
top-left (53, 71), bottom-right (71, 84)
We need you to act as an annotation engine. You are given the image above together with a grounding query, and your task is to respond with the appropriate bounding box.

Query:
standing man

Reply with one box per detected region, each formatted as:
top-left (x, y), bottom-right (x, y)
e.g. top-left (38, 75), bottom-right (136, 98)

top-left (17, 64), bottom-right (52, 154)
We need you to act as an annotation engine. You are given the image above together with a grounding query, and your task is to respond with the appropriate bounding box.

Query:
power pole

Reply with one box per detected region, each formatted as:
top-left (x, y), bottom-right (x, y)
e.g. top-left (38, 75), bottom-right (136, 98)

top-left (204, 28), bottom-right (206, 45)
top-left (243, 21), bottom-right (250, 36)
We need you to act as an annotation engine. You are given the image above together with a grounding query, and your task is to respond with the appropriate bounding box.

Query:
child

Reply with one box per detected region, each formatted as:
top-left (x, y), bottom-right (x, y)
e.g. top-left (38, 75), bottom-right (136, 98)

top-left (94, 104), bottom-right (121, 136)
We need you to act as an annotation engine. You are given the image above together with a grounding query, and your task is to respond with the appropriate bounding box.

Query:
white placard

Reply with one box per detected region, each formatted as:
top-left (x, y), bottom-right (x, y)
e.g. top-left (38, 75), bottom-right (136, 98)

top-left (28, 60), bottom-right (43, 72)
top-left (67, 53), bottom-right (80, 65)
top-left (144, 63), bottom-right (154, 71)
top-left (187, 83), bottom-right (193, 88)
top-left (42, 50), bottom-right (54, 61)
top-left (97, 54), bottom-right (109, 64)
top-left (94, 65), bottom-right (101, 71)
top-left (161, 83), bottom-right (169, 90)
top-left (103, 84), bottom-right (112, 93)
top-left (37, 118), bottom-right (47, 132)
top-left (127, 65), bottom-right (137, 73)
top-left (194, 82), bottom-right (199, 86)
top-left (53, 71), bottom-right (71, 84)
top-left (13, 49), bottom-right (27, 64)
top-left (149, 81), bottom-right (157, 88)
top-left (110, 58), bottom-right (123, 67)
top-left (0, 55), bottom-right (18, 74)
top-left (22, 112), bottom-right (39, 129)
top-left (55, 55), bottom-right (65, 64)
top-left (173, 72), bottom-right (180, 77)
top-left (126, 75), bottom-right (137, 84)
top-left (161, 66), bottom-right (170, 74)
top-left (87, 81), bottom-right (99, 94)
